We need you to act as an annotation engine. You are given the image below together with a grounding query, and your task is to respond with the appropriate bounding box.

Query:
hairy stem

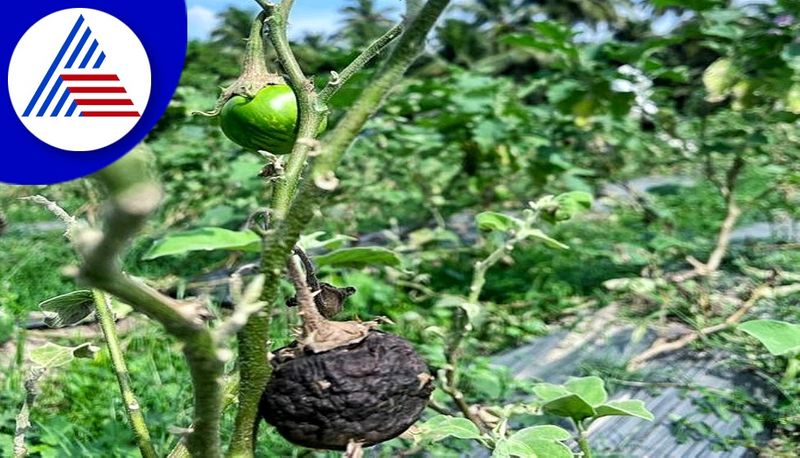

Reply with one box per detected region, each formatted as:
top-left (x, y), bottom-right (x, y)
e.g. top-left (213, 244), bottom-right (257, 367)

top-left (81, 149), bottom-right (225, 458)
top-left (92, 289), bottom-right (158, 458)
top-left (313, 0), bottom-right (452, 180)
top-left (574, 420), bottom-right (593, 458)
top-left (231, 1), bottom-right (452, 454)
top-left (14, 368), bottom-right (44, 458)
top-left (318, 23), bottom-right (404, 103)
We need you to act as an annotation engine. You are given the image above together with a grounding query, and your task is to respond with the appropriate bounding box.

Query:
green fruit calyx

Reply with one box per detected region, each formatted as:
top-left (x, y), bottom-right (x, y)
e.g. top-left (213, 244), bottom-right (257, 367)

top-left (199, 14), bottom-right (324, 154)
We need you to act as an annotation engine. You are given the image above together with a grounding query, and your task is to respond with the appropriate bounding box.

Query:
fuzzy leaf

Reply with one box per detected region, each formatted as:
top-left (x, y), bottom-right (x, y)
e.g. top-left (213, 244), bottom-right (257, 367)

top-left (565, 376), bottom-right (607, 407)
top-left (476, 211), bottom-right (522, 233)
top-left (314, 247), bottom-right (401, 268)
top-left (38, 290), bottom-right (95, 328)
top-left (540, 393), bottom-right (597, 421)
top-left (143, 227), bottom-right (259, 259)
top-left (509, 425), bottom-right (572, 442)
top-left (532, 383), bottom-right (571, 402)
top-left (595, 399), bottom-right (654, 421)
top-left (418, 415), bottom-right (483, 442)
top-left (29, 342), bottom-right (96, 368)
top-left (739, 319), bottom-right (800, 356)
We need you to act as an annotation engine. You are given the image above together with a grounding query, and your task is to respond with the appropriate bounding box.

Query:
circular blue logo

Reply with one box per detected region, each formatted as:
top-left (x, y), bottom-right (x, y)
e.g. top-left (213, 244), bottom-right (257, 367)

top-left (2, 0), bottom-right (187, 185)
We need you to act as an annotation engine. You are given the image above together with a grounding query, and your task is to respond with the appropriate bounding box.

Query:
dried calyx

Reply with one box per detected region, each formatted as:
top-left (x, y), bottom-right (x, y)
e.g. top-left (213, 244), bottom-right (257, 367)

top-left (285, 251), bottom-right (377, 353)
top-left (199, 13), bottom-right (283, 117)
top-left (285, 247), bottom-right (356, 319)
top-left (259, 250), bottom-right (433, 450)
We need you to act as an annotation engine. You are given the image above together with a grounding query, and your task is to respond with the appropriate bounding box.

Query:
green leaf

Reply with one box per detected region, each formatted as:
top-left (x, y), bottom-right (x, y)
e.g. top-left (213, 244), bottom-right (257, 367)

top-left (739, 320), bottom-right (800, 356)
top-left (418, 415), bottom-right (483, 442)
top-left (565, 376), bottom-right (608, 407)
top-left (38, 290), bottom-right (95, 328)
top-left (507, 438), bottom-right (573, 458)
top-left (30, 342), bottom-right (96, 368)
top-left (781, 43), bottom-right (800, 72)
top-left (492, 439), bottom-right (512, 458)
top-left (509, 425), bottom-right (572, 442)
top-left (532, 383), bottom-right (571, 402)
top-left (540, 393), bottom-right (597, 421)
top-left (143, 227), bottom-right (259, 259)
top-left (476, 211), bottom-right (522, 233)
top-left (596, 400), bottom-right (654, 421)
top-left (313, 247), bottom-right (401, 268)
top-left (520, 228), bottom-right (569, 250)
top-left (507, 425), bottom-right (574, 456)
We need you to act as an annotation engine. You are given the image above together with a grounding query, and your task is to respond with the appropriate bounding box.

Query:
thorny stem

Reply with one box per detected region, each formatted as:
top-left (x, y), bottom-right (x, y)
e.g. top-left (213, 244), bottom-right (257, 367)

top-left (263, 2), bottom-right (322, 219)
top-left (312, 0), bottom-right (452, 182)
top-left (92, 290), bottom-right (158, 458)
top-left (20, 195), bottom-right (156, 458)
top-left (231, 0), bottom-right (452, 454)
top-left (318, 23), bottom-right (404, 103)
top-left (14, 368), bottom-right (44, 458)
top-left (167, 372), bottom-right (241, 458)
top-left (82, 150), bottom-right (225, 458)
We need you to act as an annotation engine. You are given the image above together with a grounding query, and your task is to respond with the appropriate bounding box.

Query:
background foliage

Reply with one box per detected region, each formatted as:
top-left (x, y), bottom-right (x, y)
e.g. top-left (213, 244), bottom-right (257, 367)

top-left (2, 0), bottom-right (800, 456)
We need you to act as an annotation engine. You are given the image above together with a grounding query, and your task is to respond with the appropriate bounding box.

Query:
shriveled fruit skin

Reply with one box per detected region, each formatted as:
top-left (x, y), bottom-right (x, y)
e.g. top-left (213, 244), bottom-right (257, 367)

top-left (219, 85), bottom-right (326, 154)
top-left (260, 331), bottom-right (433, 450)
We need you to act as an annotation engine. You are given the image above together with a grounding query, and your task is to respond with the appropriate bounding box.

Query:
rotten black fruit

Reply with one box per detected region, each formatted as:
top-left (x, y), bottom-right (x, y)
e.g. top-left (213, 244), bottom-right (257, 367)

top-left (259, 331), bottom-right (433, 450)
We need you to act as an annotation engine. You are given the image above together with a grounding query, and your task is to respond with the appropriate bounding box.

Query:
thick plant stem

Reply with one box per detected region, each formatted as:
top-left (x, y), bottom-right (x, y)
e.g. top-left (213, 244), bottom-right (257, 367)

top-left (574, 420), bottom-right (593, 458)
top-left (82, 148), bottom-right (225, 458)
top-left (231, 1), bottom-right (452, 454)
top-left (168, 373), bottom-right (240, 458)
top-left (91, 289), bottom-right (157, 458)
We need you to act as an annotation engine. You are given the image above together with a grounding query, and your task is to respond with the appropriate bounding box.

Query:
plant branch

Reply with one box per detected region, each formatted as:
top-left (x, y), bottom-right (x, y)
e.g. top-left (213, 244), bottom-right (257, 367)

top-left (628, 283), bottom-right (772, 370)
top-left (443, 232), bottom-right (526, 433)
top-left (262, 1), bottom-right (322, 219)
top-left (80, 149), bottom-right (225, 458)
top-left (573, 419), bottom-right (593, 458)
top-left (318, 23), bottom-right (404, 103)
top-left (312, 0), bottom-right (452, 183)
top-left (92, 290), bottom-right (158, 458)
top-left (21, 194), bottom-right (157, 458)
top-left (14, 368), bottom-right (44, 458)
top-left (671, 155), bottom-right (744, 282)
top-left (231, 1), bottom-right (451, 453)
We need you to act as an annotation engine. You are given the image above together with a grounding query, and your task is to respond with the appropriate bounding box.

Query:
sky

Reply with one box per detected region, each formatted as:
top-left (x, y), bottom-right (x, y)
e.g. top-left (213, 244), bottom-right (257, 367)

top-left (186, 0), bottom-right (402, 40)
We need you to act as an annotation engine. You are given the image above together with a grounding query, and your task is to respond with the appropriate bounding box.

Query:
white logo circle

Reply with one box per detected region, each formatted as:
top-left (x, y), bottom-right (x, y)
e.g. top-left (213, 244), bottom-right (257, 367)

top-left (7, 8), bottom-right (151, 152)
